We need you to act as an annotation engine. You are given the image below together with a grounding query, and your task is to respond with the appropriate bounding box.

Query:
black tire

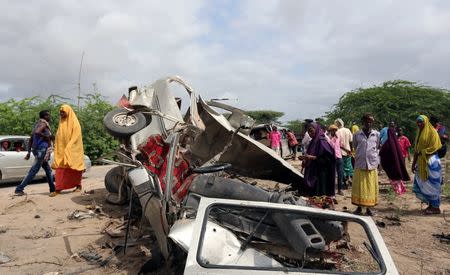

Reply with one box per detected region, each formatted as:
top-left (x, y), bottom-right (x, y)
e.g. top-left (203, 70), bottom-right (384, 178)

top-left (103, 108), bottom-right (147, 138)
top-left (105, 166), bottom-right (126, 194)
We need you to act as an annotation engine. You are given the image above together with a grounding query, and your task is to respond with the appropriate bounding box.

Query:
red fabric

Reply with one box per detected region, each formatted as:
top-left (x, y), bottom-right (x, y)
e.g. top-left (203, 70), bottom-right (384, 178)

top-left (55, 168), bottom-right (82, 191)
top-left (139, 135), bottom-right (193, 202)
top-left (287, 132), bottom-right (298, 146)
top-left (397, 135), bottom-right (411, 158)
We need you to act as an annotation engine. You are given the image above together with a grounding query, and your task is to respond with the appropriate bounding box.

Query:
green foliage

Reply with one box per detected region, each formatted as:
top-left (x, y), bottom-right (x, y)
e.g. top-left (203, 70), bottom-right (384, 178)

top-left (77, 94), bottom-right (118, 161)
top-left (326, 80), bottom-right (450, 140)
top-left (284, 119), bottom-right (303, 134)
top-left (0, 94), bottom-right (117, 162)
top-left (245, 110), bottom-right (285, 124)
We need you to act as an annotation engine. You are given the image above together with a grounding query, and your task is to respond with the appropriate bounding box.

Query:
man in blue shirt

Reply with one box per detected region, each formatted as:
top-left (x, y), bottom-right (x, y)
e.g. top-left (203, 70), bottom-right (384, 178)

top-left (15, 110), bottom-right (56, 196)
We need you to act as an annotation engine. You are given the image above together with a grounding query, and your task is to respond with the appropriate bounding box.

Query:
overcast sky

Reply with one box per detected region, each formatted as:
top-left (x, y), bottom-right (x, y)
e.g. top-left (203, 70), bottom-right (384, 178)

top-left (1, 0), bottom-right (450, 121)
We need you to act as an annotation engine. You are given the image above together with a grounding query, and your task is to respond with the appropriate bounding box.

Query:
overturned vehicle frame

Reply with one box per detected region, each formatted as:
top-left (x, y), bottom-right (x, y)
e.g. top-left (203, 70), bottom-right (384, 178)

top-left (101, 76), bottom-right (398, 274)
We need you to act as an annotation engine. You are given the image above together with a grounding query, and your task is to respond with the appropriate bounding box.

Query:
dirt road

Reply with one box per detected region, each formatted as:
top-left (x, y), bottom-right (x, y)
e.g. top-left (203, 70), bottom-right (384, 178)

top-left (0, 165), bottom-right (449, 274)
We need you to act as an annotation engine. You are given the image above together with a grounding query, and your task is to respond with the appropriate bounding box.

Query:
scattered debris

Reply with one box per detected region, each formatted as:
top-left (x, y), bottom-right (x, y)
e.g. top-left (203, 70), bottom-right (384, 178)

top-left (102, 221), bottom-right (126, 238)
top-left (78, 250), bottom-right (102, 263)
top-left (83, 190), bottom-right (95, 195)
top-left (432, 233), bottom-right (450, 244)
top-left (0, 251), bottom-right (11, 264)
top-left (43, 272), bottom-right (59, 275)
top-left (34, 214), bottom-right (41, 219)
top-left (70, 253), bottom-right (82, 262)
top-left (68, 209), bottom-right (104, 220)
top-left (0, 225), bottom-right (7, 234)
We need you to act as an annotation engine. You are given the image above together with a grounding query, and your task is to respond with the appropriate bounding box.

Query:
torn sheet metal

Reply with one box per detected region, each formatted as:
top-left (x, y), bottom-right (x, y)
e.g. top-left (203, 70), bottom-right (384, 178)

top-left (190, 97), bottom-right (303, 185)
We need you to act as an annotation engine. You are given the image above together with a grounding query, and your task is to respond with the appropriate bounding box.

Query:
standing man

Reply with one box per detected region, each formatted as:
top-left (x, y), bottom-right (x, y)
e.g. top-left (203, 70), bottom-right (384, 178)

top-left (334, 118), bottom-right (353, 189)
top-left (328, 125), bottom-right (344, 195)
top-left (15, 110), bottom-right (56, 197)
top-left (267, 126), bottom-right (282, 155)
top-left (352, 114), bottom-right (380, 216)
top-left (286, 129), bottom-right (299, 159)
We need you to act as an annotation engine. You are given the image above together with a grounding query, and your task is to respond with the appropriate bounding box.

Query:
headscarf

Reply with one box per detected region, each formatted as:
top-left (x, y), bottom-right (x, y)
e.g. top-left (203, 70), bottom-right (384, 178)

top-left (52, 104), bottom-right (85, 171)
top-left (304, 123), bottom-right (335, 189)
top-left (351, 124), bottom-right (360, 134)
top-left (334, 118), bottom-right (344, 129)
top-left (328, 124), bottom-right (338, 131)
top-left (380, 127), bottom-right (410, 181)
top-left (414, 115), bottom-right (441, 181)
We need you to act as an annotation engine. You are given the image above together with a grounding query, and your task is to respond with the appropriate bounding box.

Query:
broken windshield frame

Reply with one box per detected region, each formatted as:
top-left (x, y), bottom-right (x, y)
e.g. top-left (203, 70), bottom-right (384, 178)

top-left (195, 203), bottom-right (387, 275)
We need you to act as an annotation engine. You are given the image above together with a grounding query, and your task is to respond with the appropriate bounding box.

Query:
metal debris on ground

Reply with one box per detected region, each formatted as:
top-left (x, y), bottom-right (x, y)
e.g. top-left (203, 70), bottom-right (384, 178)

top-left (0, 251), bottom-right (12, 264)
top-left (78, 250), bottom-right (103, 263)
top-left (68, 209), bottom-right (105, 220)
top-left (432, 232), bottom-right (450, 244)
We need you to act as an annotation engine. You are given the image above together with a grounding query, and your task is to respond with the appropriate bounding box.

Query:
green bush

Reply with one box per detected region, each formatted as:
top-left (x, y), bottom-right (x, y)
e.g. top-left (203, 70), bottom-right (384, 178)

top-left (0, 94), bottom-right (118, 162)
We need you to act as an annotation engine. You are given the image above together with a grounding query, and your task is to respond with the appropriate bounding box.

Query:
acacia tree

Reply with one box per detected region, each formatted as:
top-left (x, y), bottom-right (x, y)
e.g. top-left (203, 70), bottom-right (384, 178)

top-left (244, 110), bottom-right (285, 124)
top-left (326, 80), bottom-right (450, 140)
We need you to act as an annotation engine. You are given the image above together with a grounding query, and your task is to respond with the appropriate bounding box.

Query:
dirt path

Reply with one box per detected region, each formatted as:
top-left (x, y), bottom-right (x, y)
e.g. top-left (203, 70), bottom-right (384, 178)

top-left (0, 164), bottom-right (449, 274)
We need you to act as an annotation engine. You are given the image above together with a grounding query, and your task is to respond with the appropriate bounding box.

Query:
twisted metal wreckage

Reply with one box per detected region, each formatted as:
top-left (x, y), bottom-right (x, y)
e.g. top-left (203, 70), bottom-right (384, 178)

top-left (100, 76), bottom-right (399, 274)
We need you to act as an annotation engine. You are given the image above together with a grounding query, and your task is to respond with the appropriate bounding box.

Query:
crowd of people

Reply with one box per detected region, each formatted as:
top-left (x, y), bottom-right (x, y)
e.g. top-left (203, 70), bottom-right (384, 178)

top-left (267, 114), bottom-right (448, 215)
top-left (12, 105), bottom-right (448, 216)
top-left (14, 105), bottom-right (85, 197)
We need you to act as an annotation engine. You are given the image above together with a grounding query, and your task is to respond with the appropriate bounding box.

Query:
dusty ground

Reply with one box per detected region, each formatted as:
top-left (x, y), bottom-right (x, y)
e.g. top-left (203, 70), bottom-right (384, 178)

top-left (0, 163), bottom-right (449, 275)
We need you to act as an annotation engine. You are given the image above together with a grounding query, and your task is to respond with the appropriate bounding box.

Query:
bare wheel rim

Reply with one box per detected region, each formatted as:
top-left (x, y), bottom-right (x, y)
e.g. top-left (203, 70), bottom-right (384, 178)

top-left (112, 113), bottom-right (137, 127)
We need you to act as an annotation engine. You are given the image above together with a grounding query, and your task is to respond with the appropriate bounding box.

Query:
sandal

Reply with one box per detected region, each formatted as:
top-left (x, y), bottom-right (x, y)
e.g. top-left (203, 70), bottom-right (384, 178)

top-left (424, 207), bottom-right (441, 215)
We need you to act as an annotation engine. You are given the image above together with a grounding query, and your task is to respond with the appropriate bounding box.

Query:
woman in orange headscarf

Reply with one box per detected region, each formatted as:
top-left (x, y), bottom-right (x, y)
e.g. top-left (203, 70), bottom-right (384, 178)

top-left (52, 104), bottom-right (85, 193)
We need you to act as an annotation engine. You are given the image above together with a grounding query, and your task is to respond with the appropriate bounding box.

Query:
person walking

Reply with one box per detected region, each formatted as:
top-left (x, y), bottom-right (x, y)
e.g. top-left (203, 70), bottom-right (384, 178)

top-left (267, 126), bottom-right (282, 155)
top-left (299, 123), bottom-right (336, 197)
top-left (379, 126), bottom-right (410, 195)
top-left (286, 129), bottom-right (299, 159)
top-left (396, 127), bottom-right (411, 163)
top-left (52, 104), bottom-right (85, 194)
top-left (328, 124), bottom-right (344, 195)
top-left (14, 110), bottom-right (56, 196)
top-left (351, 114), bottom-right (380, 216)
top-left (334, 118), bottom-right (353, 188)
top-left (412, 115), bottom-right (442, 214)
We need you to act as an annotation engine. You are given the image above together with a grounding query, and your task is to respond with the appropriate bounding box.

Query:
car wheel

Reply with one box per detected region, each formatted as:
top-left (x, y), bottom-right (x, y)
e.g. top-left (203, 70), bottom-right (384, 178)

top-left (105, 167), bottom-right (126, 193)
top-left (103, 108), bottom-right (147, 138)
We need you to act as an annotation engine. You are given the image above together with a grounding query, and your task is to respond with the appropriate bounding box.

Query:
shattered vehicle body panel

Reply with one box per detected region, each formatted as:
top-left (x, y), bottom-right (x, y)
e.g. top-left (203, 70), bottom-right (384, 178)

top-left (190, 99), bottom-right (303, 185)
top-left (101, 76), bottom-right (398, 274)
top-left (125, 76), bottom-right (302, 185)
top-left (183, 198), bottom-right (399, 275)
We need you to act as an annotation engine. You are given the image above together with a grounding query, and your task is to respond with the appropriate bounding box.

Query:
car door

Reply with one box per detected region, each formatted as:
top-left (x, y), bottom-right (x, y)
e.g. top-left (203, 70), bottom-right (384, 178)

top-left (4, 138), bottom-right (33, 179)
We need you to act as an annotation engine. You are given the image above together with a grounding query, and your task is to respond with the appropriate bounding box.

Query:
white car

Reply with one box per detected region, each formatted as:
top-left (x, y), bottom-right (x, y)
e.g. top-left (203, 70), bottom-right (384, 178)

top-left (0, 135), bottom-right (91, 182)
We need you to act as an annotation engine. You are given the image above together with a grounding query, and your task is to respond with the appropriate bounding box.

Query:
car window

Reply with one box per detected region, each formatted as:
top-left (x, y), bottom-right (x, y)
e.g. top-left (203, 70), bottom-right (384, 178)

top-left (12, 140), bottom-right (26, 152)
